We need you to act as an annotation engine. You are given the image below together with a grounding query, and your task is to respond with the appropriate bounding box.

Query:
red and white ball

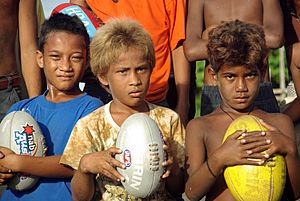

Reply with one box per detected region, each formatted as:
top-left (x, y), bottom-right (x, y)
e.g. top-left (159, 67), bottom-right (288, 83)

top-left (0, 111), bottom-right (46, 191)
top-left (116, 113), bottom-right (165, 198)
top-left (51, 3), bottom-right (102, 39)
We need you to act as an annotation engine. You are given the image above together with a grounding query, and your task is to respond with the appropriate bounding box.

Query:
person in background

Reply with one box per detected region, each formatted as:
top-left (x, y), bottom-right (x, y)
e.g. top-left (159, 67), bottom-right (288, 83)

top-left (0, 0), bottom-right (42, 122)
top-left (280, 0), bottom-right (300, 124)
top-left (184, 0), bottom-right (284, 116)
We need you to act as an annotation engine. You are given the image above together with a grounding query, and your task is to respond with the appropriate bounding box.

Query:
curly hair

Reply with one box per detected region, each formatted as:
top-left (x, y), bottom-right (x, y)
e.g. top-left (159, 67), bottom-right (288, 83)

top-left (90, 18), bottom-right (155, 76)
top-left (207, 20), bottom-right (268, 73)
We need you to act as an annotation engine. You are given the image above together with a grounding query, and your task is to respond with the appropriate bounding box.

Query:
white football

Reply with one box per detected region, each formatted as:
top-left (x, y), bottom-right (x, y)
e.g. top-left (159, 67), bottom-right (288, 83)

top-left (0, 111), bottom-right (46, 191)
top-left (116, 113), bottom-right (165, 198)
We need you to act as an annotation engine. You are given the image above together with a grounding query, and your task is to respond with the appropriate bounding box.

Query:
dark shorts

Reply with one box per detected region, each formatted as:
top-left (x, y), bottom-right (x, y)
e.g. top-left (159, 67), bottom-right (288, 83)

top-left (0, 74), bottom-right (21, 121)
top-left (200, 82), bottom-right (279, 116)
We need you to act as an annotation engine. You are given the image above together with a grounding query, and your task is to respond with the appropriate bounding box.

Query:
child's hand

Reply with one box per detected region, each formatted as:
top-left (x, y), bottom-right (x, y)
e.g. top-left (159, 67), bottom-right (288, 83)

top-left (220, 129), bottom-right (270, 167)
top-left (256, 120), bottom-right (295, 157)
top-left (79, 147), bottom-right (126, 182)
top-left (0, 148), bottom-right (15, 185)
top-left (0, 147), bottom-right (15, 156)
top-left (161, 137), bottom-right (180, 179)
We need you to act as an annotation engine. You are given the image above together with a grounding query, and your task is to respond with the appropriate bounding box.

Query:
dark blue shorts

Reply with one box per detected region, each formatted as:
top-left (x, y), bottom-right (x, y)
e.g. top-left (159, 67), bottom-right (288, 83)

top-left (0, 88), bottom-right (21, 121)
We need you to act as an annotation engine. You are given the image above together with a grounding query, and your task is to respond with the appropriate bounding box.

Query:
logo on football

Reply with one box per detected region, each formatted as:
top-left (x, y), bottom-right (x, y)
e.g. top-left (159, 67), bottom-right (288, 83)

top-left (15, 124), bottom-right (38, 156)
top-left (115, 113), bottom-right (164, 198)
top-left (123, 149), bottom-right (132, 168)
top-left (0, 111), bottom-right (46, 191)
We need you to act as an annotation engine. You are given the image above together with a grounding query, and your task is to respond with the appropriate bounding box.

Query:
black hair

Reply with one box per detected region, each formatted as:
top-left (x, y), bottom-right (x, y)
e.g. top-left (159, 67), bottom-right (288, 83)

top-left (38, 13), bottom-right (90, 53)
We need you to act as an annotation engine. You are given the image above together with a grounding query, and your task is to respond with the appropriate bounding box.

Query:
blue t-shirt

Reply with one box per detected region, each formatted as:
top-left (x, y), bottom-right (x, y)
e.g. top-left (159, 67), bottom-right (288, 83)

top-left (0, 91), bottom-right (103, 201)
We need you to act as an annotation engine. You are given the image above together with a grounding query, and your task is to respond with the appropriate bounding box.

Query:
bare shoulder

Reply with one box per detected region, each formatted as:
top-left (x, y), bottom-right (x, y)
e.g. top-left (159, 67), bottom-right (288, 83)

top-left (187, 115), bottom-right (213, 133)
top-left (186, 112), bottom-right (224, 139)
top-left (261, 112), bottom-right (292, 127)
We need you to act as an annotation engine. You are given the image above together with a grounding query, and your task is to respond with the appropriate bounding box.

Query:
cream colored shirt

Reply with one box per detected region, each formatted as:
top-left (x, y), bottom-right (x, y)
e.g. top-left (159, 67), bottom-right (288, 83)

top-left (60, 102), bottom-right (185, 201)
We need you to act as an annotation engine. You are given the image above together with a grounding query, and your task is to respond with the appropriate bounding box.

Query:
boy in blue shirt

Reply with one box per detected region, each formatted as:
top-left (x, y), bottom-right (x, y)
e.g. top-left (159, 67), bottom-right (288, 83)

top-left (0, 13), bottom-right (102, 201)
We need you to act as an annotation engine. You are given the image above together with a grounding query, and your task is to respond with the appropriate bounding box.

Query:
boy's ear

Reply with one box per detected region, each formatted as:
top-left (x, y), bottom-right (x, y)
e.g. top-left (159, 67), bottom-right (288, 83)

top-left (36, 50), bottom-right (44, 69)
top-left (208, 67), bottom-right (218, 85)
top-left (97, 73), bottom-right (109, 86)
top-left (97, 73), bottom-right (111, 93)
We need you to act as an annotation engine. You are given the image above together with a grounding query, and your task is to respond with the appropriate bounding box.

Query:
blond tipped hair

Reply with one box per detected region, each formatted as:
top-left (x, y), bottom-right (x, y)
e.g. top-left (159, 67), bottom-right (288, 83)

top-left (90, 18), bottom-right (155, 76)
top-left (207, 20), bottom-right (268, 73)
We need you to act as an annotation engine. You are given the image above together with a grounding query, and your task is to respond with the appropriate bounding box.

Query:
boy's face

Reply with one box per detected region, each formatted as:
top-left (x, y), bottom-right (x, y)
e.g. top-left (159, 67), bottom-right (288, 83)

top-left (216, 64), bottom-right (260, 111)
top-left (36, 31), bottom-right (87, 93)
top-left (99, 48), bottom-right (151, 108)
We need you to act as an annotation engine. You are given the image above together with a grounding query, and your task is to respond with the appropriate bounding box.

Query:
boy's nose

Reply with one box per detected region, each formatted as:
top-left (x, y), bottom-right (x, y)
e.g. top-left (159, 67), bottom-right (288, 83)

top-left (236, 78), bottom-right (247, 91)
top-left (129, 72), bottom-right (141, 85)
top-left (59, 59), bottom-right (72, 71)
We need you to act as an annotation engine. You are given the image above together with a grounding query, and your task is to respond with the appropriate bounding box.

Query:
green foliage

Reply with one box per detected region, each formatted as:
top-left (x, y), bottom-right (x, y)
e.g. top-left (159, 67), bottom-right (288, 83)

top-left (268, 48), bottom-right (290, 88)
top-left (194, 60), bottom-right (205, 117)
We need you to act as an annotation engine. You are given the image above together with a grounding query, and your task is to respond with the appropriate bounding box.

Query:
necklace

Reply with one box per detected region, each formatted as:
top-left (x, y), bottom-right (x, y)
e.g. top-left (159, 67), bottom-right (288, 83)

top-left (220, 105), bottom-right (253, 121)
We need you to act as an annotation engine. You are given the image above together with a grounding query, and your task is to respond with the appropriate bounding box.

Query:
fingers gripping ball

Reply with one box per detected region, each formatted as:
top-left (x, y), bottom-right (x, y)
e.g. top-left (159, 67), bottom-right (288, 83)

top-left (51, 3), bottom-right (102, 39)
top-left (222, 115), bottom-right (286, 201)
top-left (116, 113), bottom-right (165, 198)
top-left (0, 111), bottom-right (46, 191)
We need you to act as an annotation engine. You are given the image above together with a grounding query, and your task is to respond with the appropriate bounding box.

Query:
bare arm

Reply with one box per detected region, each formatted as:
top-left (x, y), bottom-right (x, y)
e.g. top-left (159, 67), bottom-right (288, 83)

top-left (283, 43), bottom-right (300, 123)
top-left (283, 97), bottom-right (300, 123)
top-left (185, 119), bottom-right (219, 200)
top-left (262, 0), bottom-right (284, 48)
top-left (0, 148), bottom-right (73, 178)
top-left (71, 164), bottom-right (95, 201)
top-left (70, 0), bottom-right (88, 7)
top-left (172, 45), bottom-right (190, 126)
top-left (184, 0), bottom-right (208, 62)
top-left (19, 0), bottom-right (42, 97)
top-left (71, 148), bottom-right (125, 201)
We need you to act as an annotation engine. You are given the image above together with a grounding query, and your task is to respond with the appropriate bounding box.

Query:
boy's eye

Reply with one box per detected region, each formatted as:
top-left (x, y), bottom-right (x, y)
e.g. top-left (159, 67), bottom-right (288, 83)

top-left (246, 72), bottom-right (257, 79)
top-left (50, 55), bottom-right (60, 60)
top-left (71, 56), bottom-right (83, 62)
top-left (137, 67), bottom-right (147, 73)
top-left (117, 69), bottom-right (128, 74)
top-left (224, 74), bottom-right (234, 80)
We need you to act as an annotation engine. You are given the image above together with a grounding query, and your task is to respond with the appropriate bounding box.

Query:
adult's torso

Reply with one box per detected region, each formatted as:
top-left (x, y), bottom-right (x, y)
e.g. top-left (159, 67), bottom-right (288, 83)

top-left (204, 0), bottom-right (263, 28)
top-left (0, 0), bottom-right (18, 76)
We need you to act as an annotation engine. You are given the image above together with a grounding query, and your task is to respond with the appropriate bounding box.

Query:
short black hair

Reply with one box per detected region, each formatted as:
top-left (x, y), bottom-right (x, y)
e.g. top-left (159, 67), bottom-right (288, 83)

top-left (38, 13), bottom-right (90, 53)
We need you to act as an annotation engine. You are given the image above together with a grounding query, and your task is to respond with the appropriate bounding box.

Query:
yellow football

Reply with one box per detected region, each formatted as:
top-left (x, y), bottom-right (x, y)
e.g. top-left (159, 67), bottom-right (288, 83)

top-left (222, 115), bottom-right (286, 201)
